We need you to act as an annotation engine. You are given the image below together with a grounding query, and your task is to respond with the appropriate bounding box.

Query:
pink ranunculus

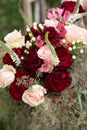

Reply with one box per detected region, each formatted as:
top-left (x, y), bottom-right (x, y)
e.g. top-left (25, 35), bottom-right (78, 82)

top-left (4, 30), bottom-right (24, 48)
top-left (46, 7), bottom-right (63, 20)
top-left (35, 35), bottom-right (44, 48)
top-left (65, 24), bottom-right (87, 42)
top-left (22, 85), bottom-right (47, 107)
top-left (0, 65), bottom-right (16, 88)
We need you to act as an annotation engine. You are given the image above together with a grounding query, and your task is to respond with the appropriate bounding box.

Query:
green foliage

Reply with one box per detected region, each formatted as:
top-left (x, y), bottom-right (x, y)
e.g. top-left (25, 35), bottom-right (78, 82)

top-left (46, 0), bottom-right (61, 8)
top-left (0, 0), bottom-right (23, 41)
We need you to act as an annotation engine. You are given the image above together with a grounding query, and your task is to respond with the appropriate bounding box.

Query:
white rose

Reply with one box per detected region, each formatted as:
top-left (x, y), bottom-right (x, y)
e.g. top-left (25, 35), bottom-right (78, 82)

top-left (22, 85), bottom-right (47, 107)
top-left (4, 30), bottom-right (25, 48)
top-left (0, 65), bottom-right (16, 88)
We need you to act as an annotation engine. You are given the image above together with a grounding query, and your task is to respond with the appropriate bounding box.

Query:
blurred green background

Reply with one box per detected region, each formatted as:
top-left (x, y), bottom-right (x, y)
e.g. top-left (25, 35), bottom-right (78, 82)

top-left (0, 0), bottom-right (61, 40)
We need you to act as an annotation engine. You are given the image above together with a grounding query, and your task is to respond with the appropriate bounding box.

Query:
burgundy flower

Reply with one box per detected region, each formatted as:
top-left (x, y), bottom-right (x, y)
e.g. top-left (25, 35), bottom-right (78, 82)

top-left (44, 67), bottom-right (71, 92)
top-left (61, 1), bottom-right (85, 13)
top-left (9, 68), bottom-right (30, 100)
top-left (56, 46), bottom-right (72, 68)
top-left (30, 26), bottom-right (44, 39)
top-left (3, 48), bottom-right (24, 66)
top-left (3, 53), bottom-right (15, 66)
top-left (23, 46), bottom-right (43, 77)
top-left (57, 22), bottom-right (67, 37)
top-left (44, 26), bottom-right (60, 47)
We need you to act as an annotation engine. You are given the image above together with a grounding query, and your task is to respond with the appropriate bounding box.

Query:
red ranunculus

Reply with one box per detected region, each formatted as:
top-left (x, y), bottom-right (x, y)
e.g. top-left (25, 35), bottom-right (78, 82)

top-left (56, 46), bottom-right (72, 68)
top-left (44, 67), bottom-right (71, 92)
top-left (9, 68), bottom-right (30, 100)
top-left (23, 46), bottom-right (43, 78)
top-left (44, 26), bottom-right (60, 47)
top-left (3, 48), bottom-right (24, 66)
top-left (61, 1), bottom-right (85, 13)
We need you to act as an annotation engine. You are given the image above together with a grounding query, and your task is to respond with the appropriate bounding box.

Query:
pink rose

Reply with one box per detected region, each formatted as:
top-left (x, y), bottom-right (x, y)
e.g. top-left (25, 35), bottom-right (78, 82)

top-left (65, 24), bottom-right (87, 42)
top-left (4, 30), bottom-right (24, 48)
top-left (0, 65), bottom-right (16, 88)
top-left (37, 45), bottom-right (53, 62)
top-left (22, 85), bottom-right (47, 107)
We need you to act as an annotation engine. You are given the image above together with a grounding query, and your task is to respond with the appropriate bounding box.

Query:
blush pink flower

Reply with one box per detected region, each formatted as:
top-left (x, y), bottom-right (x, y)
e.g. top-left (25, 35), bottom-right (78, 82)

top-left (65, 24), bottom-right (87, 42)
top-left (35, 35), bottom-right (44, 48)
top-left (46, 7), bottom-right (63, 20)
top-left (37, 45), bottom-right (53, 63)
top-left (37, 45), bottom-right (60, 72)
top-left (22, 84), bottom-right (47, 107)
top-left (0, 65), bottom-right (16, 88)
top-left (38, 61), bottom-right (53, 73)
top-left (4, 29), bottom-right (24, 48)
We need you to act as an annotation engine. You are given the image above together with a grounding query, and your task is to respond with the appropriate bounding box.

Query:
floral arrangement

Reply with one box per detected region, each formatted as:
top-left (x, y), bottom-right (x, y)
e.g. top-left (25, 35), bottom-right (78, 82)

top-left (0, 0), bottom-right (87, 110)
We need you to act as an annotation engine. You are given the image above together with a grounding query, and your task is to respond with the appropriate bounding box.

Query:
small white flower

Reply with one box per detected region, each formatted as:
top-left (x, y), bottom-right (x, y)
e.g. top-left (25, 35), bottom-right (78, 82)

top-left (72, 55), bottom-right (76, 60)
top-left (21, 56), bottom-right (24, 60)
top-left (26, 27), bottom-right (30, 32)
top-left (38, 23), bottom-right (44, 30)
top-left (26, 41), bottom-right (32, 49)
top-left (72, 40), bottom-right (75, 45)
top-left (31, 37), bottom-right (36, 42)
top-left (72, 46), bottom-right (76, 50)
top-left (68, 47), bottom-right (72, 51)
top-left (80, 49), bottom-right (84, 54)
top-left (62, 39), bottom-right (66, 44)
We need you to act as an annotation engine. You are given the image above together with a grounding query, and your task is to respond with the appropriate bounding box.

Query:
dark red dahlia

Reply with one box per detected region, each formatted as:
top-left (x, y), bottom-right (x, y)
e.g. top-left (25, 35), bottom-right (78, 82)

top-left (61, 1), bottom-right (85, 13)
top-left (9, 68), bottom-right (30, 100)
top-left (44, 67), bottom-right (71, 92)
top-left (44, 26), bottom-right (60, 47)
top-left (23, 46), bottom-right (43, 78)
top-left (56, 46), bottom-right (72, 68)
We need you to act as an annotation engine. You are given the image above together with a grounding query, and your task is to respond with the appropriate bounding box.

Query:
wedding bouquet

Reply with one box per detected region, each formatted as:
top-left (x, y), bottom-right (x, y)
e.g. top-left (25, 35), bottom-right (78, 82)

top-left (0, 0), bottom-right (87, 129)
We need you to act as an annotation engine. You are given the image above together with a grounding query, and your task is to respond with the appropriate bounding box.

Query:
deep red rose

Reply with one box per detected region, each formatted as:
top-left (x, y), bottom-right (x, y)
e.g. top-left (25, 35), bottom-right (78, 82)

top-left (44, 26), bottom-right (60, 47)
top-left (9, 68), bottom-right (30, 100)
top-left (44, 67), bottom-right (71, 92)
top-left (61, 1), bottom-right (85, 13)
top-left (23, 46), bottom-right (43, 77)
top-left (3, 48), bottom-right (24, 66)
top-left (57, 22), bottom-right (67, 37)
top-left (56, 46), bottom-right (72, 68)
